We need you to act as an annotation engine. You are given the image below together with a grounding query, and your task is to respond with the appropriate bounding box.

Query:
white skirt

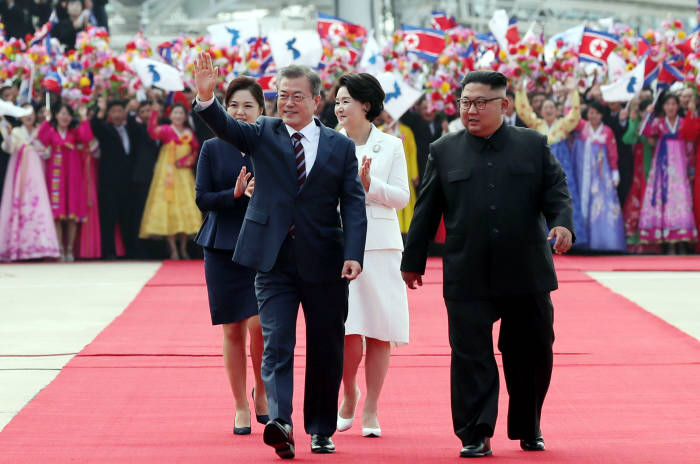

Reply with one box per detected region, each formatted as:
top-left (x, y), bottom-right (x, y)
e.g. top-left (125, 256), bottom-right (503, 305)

top-left (346, 249), bottom-right (409, 345)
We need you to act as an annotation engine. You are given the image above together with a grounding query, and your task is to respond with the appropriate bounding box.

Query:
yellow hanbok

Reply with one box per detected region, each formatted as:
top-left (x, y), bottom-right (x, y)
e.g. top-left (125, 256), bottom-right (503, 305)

top-left (139, 111), bottom-right (201, 238)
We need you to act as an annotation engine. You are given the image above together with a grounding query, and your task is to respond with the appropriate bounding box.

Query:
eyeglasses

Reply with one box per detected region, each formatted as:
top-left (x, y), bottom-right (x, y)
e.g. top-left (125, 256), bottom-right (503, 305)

top-left (459, 97), bottom-right (504, 110)
top-left (278, 93), bottom-right (311, 103)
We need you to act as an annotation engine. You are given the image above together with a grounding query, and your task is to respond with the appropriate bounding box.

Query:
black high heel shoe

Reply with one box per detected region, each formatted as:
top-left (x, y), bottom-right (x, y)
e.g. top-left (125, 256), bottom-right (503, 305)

top-left (233, 416), bottom-right (251, 435)
top-left (252, 388), bottom-right (270, 425)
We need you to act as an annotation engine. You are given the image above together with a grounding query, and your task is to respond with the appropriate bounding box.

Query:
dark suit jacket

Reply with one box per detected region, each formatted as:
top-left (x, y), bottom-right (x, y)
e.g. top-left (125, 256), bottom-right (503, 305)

top-left (194, 138), bottom-right (252, 251)
top-left (401, 123), bottom-right (574, 301)
top-left (400, 110), bottom-right (444, 182)
top-left (127, 116), bottom-right (158, 185)
top-left (90, 117), bottom-right (132, 190)
top-left (195, 99), bottom-right (367, 283)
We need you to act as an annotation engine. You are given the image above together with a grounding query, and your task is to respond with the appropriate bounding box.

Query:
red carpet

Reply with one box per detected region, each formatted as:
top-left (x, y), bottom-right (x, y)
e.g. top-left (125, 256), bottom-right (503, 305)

top-left (1, 257), bottom-right (699, 462)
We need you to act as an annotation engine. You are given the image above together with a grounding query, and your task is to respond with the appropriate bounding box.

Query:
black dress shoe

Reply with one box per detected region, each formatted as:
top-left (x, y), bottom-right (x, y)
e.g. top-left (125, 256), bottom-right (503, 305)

top-left (460, 436), bottom-right (492, 458)
top-left (520, 434), bottom-right (545, 451)
top-left (310, 434), bottom-right (335, 454)
top-left (252, 389), bottom-right (270, 425)
top-left (263, 420), bottom-right (295, 459)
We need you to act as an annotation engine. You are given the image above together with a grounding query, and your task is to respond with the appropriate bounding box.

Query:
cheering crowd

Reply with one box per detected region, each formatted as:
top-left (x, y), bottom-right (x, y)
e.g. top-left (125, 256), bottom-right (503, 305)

top-left (0, 7), bottom-right (699, 262)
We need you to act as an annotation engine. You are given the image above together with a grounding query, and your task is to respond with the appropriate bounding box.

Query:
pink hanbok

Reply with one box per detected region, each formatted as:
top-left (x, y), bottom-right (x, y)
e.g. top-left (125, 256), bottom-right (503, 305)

top-left (639, 117), bottom-right (697, 243)
top-left (0, 123), bottom-right (60, 261)
top-left (37, 120), bottom-right (93, 222)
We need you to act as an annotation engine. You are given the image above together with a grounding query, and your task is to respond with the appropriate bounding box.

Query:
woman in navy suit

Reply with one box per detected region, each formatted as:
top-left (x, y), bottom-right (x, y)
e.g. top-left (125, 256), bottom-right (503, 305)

top-left (194, 77), bottom-right (268, 435)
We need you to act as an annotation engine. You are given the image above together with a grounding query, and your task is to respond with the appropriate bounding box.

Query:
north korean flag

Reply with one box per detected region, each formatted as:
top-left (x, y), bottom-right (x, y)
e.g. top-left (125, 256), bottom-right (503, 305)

top-left (257, 73), bottom-right (278, 99)
top-left (579, 28), bottom-right (620, 66)
top-left (657, 55), bottom-right (685, 88)
top-left (638, 37), bottom-right (663, 87)
top-left (678, 26), bottom-right (700, 57)
top-left (317, 13), bottom-right (367, 40)
top-left (506, 17), bottom-right (520, 45)
top-left (431, 11), bottom-right (457, 31)
top-left (400, 25), bottom-right (446, 62)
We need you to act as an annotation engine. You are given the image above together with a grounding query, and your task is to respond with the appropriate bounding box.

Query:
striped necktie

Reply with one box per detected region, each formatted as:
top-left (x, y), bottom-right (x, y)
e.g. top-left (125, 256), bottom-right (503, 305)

top-left (291, 132), bottom-right (306, 190)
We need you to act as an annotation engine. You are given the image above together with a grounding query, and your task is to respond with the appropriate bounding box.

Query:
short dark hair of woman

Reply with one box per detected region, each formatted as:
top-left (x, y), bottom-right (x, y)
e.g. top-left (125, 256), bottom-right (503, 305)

top-left (338, 73), bottom-right (385, 121)
top-left (225, 76), bottom-right (265, 114)
top-left (50, 102), bottom-right (78, 130)
top-left (587, 99), bottom-right (606, 117)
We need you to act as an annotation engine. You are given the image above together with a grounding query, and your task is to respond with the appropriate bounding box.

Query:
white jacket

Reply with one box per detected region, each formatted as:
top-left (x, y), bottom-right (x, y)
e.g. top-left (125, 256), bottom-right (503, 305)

top-left (342, 124), bottom-right (410, 251)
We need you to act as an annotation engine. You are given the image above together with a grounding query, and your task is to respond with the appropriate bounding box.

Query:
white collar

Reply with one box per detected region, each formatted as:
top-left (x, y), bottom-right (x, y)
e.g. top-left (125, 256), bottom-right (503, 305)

top-left (665, 116), bottom-right (679, 133)
top-left (285, 118), bottom-right (319, 140)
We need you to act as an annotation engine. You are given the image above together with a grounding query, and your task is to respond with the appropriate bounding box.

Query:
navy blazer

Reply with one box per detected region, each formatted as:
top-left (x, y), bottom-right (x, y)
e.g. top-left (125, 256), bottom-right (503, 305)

top-left (194, 137), bottom-right (253, 250)
top-left (195, 99), bottom-right (367, 283)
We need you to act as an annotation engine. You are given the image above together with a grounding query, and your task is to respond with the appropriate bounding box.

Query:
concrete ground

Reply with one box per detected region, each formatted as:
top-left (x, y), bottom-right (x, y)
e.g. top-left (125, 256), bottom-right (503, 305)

top-left (0, 262), bottom-right (698, 432)
top-left (0, 262), bottom-right (160, 430)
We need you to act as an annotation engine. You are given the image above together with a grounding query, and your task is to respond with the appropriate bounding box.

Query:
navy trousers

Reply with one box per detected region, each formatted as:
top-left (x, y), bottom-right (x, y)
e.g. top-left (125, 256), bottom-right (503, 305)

top-left (255, 236), bottom-right (348, 435)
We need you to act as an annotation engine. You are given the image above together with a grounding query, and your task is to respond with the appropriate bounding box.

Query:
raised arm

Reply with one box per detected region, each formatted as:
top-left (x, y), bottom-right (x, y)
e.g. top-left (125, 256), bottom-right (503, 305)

top-left (366, 137), bottom-right (410, 210)
top-left (193, 52), bottom-right (261, 155)
top-left (38, 120), bottom-right (62, 148)
top-left (515, 87), bottom-right (542, 129)
top-left (559, 91), bottom-right (581, 134)
top-left (147, 110), bottom-right (167, 142)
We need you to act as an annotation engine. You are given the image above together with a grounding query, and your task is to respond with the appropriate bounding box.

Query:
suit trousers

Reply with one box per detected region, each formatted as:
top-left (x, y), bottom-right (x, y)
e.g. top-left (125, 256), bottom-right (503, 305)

top-left (99, 185), bottom-right (132, 258)
top-left (255, 236), bottom-right (349, 435)
top-left (445, 293), bottom-right (554, 445)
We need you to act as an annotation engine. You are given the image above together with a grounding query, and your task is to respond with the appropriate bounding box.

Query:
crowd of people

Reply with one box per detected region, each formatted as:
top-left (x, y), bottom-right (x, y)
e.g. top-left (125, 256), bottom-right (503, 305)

top-left (0, 0), bottom-right (108, 49)
top-left (0, 71), bottom-right (698, 262)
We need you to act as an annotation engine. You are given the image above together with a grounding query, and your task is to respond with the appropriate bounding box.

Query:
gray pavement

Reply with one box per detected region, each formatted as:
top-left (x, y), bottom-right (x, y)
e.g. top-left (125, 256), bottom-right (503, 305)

top-left (0, 262), bottom-right (160, 431)
top-left (0, 262), bottom-right (698, 433)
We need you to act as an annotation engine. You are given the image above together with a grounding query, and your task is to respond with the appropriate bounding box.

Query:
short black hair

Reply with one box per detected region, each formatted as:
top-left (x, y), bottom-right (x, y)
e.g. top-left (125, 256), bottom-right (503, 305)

top-left (138, 100), bottom-right (151, 111)
top-left (106, 100), bottom-right (126, 112)
top-left (225, 76), bottom-right (265, 114)
top-left (338, 73), bottom-right (385, 121)
top-left (638, 98), bottom-right (653, 113)
top-left (506, 89), bottom-right (515, 99)
top-left (587, 99), bottom-right (606, 116)
top-left (460, 71), bottom-right (507, 93)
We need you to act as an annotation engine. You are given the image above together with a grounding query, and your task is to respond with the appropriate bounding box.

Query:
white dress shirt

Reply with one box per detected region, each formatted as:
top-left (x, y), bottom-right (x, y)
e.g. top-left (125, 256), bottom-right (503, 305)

top-left (196, 95), bottom-right (320, 176)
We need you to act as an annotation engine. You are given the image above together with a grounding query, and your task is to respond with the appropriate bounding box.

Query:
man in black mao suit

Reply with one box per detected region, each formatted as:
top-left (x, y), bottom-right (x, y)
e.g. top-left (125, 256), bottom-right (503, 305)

top-left (90, 100), bottom-right (134, 259)
top-left (193, 54), bottom-right (367, 458)
top-left (401, 71), bottom-right (574, 458)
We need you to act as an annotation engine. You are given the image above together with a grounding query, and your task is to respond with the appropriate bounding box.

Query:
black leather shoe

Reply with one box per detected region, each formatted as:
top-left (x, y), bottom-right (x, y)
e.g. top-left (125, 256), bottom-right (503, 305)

top-left (310, 434), bottom-right (335, 454)
top-left (520, 434), bottom-right (545, 451)
top-left (460, 436), bottom-right (492, 457)
top-left (263, 420), bottom-right (295, 459)
top-left (252, 389), bottom-right (270, 425)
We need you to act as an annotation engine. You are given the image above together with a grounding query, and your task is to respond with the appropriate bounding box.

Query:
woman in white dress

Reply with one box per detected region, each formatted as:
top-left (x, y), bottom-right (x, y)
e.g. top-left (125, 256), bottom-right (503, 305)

top-left (335, 73), bottom-right (410, 437)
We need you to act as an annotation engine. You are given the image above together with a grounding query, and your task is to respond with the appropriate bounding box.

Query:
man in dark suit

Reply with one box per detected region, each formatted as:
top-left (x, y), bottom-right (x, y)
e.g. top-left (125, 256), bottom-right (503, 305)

top-left (91, 100), bottom-right (134, 259)
top-left (401, 71), bottom-right (574, 458)
top-left (127, 101), bottom-right (160, 259)
top-left (193, 54), bottom-right (367, 458)
top-left (505, 89), bottom-right (527, 127)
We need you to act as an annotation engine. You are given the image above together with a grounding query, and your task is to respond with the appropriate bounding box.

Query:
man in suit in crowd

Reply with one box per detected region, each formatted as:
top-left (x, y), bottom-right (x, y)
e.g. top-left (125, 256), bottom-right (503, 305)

top-left (400, 96), bottom-right (446, 188)
top-left (401, 71), bottom-right (574, 458)
top-left (193, 53), bottom-right (367, 459)
top-left (504, 89), bottom-right (527, 127)
top-left (90, 100), bottom-right (134, 259)
top-left (127, 101), bottom-right (159, 259)
top-left (603, 101), bottom-right (633, 205)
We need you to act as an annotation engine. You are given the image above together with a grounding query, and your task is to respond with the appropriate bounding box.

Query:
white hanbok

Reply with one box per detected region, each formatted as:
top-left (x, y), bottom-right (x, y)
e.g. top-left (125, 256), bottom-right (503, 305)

top-left (342, 125), bottom-right (410, 345)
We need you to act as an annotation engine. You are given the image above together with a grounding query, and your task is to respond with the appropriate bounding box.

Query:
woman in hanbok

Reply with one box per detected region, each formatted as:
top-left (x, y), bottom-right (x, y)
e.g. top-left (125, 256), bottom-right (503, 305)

top-left (38, 102), bottom-right (93, 261)
top-left (0, 106), bottom-right (60, 261)
top-left (571, 100), bottom-right (626, 251)
top-left (679, 96), bottom-right (700, 252)
top-left (621, 98), bottom-right (659, 252)
top-left (639, 93), bottom-right (697, 251)
top-left (139, 103), bottom-right (201, 259)
top-left (515, 80), bottom-right (586, 246)
top-left (75, 119), bottom-right (101, 260)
